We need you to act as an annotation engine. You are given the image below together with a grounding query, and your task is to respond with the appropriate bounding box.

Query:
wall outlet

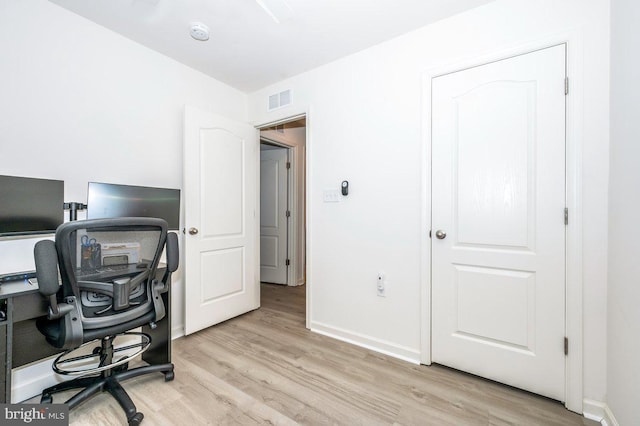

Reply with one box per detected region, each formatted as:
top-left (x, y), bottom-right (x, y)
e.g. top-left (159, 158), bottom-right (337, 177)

top-left (377, 273), bottom-right (386, 297)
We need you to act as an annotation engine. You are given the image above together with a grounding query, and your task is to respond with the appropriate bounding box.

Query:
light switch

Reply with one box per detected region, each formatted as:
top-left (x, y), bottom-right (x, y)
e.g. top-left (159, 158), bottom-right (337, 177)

top-left (323, 190), bottom-right (341, 203)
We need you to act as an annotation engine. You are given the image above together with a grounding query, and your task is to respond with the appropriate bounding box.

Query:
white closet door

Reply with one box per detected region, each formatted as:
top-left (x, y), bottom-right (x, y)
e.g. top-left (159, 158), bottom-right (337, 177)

top-left (431, 45), bottom-right (567, 400)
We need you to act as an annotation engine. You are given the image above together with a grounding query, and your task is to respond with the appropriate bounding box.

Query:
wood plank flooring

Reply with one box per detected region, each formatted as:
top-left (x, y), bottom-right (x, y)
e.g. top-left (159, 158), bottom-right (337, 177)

top-left (42, 284), bottom-right (595, 425)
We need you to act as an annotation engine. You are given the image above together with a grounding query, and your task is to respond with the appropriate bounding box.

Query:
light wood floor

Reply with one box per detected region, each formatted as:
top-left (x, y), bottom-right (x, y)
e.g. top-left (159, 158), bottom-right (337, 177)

top-left (44, 284), bottom-right (595, 425)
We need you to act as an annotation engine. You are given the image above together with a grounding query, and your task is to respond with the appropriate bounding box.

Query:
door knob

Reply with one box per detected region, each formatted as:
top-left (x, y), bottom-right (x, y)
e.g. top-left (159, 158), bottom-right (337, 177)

top-left (435, 230), bottom-right (447, 240)
top-left (188, 227), bottom-right (199, 235)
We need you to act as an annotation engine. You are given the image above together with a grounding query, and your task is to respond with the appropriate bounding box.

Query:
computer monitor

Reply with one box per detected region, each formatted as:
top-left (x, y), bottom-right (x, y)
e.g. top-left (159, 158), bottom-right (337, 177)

top-left (87, 182), bottom-right (180, 230)
top-left (0, 175), bottom-right (64, 237)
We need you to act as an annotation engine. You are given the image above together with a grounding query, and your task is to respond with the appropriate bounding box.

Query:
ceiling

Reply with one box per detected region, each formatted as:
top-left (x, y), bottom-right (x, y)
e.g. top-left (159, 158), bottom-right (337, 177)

top-left (49, 0), bottom-right (494, 93)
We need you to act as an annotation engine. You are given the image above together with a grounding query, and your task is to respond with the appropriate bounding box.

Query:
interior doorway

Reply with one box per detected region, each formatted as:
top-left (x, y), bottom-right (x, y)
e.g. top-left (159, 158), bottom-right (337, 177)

top-left (259, 117), bottom-right (306, 288)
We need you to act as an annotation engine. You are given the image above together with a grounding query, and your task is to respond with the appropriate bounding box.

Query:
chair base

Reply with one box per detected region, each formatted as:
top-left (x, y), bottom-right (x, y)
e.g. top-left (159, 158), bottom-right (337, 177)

top-left (41, 363), bottom-right (174, 426)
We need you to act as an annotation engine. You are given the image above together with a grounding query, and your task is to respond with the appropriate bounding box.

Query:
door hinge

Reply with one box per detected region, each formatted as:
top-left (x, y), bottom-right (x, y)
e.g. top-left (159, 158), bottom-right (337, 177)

top-left (564, 207), bottom-right (569, 225)
top-left (429, 230), bottom-right (432, 238)
top-left (285, 259), bottom-right (290, 266)
top-left (286, 162), bottom-right (291, 169)
top-left (565, 77), bottom-right (569, 95)
top-left (564, 337), bottom-right (569, 355)
top-left (286, 210), bottom-right (291, 218)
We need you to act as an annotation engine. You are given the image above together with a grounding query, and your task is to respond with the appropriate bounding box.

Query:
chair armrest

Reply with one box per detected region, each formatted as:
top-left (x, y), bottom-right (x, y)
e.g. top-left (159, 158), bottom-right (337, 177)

top-left (166, 232), bottom-right (179, 273)
top-left (34, 240), bottom-right (59, 297)
top-left (149, 233), bottom-right (179, 323)
top-left (34, 240), bottom-right (69, 320)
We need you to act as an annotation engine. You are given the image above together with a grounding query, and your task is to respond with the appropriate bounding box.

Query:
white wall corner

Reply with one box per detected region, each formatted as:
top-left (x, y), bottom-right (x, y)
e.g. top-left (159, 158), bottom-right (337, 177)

top-left (310, 321), bottom-right (420, 365)
top-left (583, 399), bottom-right (620, 426)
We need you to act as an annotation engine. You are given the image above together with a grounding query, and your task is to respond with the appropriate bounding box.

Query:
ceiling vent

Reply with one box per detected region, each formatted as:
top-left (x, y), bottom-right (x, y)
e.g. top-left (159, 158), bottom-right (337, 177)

top-left (268, 89), bottom-right (292, 111)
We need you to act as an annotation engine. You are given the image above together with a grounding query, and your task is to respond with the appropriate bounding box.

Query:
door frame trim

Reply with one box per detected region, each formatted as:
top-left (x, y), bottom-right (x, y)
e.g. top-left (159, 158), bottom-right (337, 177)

top-left (255, 110), bottom-right (311, 329)
top-left (420, 31), bottom-right (584, 413)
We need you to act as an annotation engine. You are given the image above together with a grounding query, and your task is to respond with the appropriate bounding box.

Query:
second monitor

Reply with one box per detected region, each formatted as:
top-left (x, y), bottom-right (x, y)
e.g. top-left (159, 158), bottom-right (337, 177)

top-left (87, 182), bottom-right (180, 230)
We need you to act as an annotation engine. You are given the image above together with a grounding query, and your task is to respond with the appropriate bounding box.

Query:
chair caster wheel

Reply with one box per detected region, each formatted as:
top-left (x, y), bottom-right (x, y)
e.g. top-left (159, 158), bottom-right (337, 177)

top-left (128, 412), bottom-right (144, 425)
top-left (164, 371), bottom-right (174, 382)
top-left (41, 394), bottom-right (53, 404)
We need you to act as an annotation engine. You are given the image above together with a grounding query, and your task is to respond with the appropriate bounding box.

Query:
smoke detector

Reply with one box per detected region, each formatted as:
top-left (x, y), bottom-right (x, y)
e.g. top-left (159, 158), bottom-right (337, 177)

top-left (190, 22), bottom-right (210, 41)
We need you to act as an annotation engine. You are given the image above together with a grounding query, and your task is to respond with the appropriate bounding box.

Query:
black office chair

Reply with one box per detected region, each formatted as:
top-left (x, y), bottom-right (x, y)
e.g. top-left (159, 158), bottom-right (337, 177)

top-left (33, 218), bottom-right (179, 425)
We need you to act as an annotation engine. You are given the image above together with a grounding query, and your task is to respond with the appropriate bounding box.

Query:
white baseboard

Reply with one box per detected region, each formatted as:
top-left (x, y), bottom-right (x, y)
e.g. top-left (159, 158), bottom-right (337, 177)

top-left (172, 325), bottom-right (185, 339)
top-left (583, 399), bottom-right (620, 426)
top-left (11, 356), bottom-right (64, 403)
top-left (310, 321), bottom-right (420, 365)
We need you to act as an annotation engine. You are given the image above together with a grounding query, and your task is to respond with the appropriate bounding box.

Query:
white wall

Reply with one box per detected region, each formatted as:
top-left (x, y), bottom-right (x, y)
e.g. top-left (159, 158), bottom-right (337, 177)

top-left (249, 0), bottom-right (610, 405)
top-left (608, 0), bottom-right (640, 424)
top-left (0, 0), bottom-right (246, 346)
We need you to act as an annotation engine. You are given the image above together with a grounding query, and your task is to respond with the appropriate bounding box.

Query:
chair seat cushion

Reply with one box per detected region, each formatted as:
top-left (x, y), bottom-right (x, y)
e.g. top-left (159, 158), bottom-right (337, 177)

top-left (37, 310), bottom-right (156, 349)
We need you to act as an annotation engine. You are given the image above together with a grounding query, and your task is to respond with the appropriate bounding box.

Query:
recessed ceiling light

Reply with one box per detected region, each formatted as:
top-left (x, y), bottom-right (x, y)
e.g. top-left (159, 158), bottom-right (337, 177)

top-left (190, 22), bottom-right (210, 41)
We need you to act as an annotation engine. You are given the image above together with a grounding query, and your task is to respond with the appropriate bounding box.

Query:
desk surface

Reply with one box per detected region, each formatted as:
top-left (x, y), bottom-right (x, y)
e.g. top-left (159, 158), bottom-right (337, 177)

top-left (0, 279), bottom-right (40, 299)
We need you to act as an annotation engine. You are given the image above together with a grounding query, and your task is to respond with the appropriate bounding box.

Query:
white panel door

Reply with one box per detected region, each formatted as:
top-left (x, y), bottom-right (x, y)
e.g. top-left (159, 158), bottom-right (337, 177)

top-left (260, 146), bottom-right (288, 284)
top-left (431, 45), bottom-right (566, 400)
top-left (184, 105), bottom-right (259, 335)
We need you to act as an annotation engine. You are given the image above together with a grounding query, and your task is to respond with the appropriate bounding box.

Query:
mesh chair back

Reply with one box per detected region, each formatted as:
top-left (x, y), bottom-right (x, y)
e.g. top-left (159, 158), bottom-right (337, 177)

top-left (54, 218), bottom-right (168, 330)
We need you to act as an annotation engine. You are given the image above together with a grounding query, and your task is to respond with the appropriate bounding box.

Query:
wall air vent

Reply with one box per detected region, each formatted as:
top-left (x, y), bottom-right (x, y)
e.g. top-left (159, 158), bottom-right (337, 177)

top-left (268, 89), bottom-right (292, 111)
